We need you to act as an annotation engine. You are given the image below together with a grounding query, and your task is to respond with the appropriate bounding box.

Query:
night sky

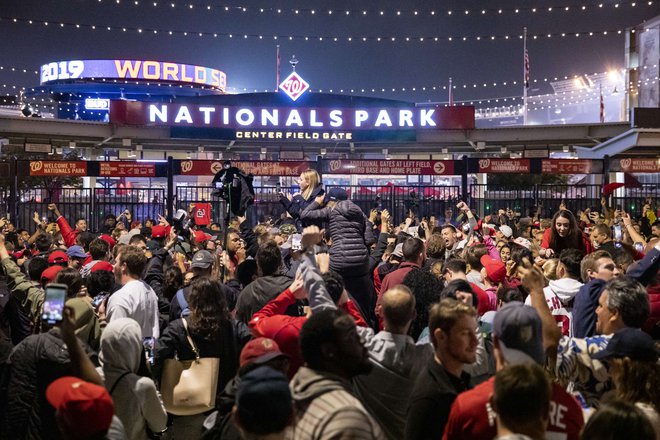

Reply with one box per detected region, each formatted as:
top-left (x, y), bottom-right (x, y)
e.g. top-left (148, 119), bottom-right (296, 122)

top-left (1, 0), bottom-right (657, 104)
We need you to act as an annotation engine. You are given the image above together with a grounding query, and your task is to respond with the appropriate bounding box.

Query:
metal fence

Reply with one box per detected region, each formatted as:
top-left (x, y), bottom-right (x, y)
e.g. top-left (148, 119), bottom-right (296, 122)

top-left (612, 184), bottom-right (659, 217)
top-left (9, 183), bottom-right (660, 231)
top-left (16, 187), bottom-right (165, 232)
top-left (468, 184), bottom-right (660, 218)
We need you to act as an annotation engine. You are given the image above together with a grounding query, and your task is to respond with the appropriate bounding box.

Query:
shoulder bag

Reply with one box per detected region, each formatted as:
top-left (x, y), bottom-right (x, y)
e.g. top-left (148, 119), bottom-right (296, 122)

top-left (160, 318), bottom-right (220, 416)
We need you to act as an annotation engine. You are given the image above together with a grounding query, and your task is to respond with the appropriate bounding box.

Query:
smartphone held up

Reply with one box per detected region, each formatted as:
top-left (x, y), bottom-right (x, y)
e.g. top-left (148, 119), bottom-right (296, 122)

top-left (42, 283), bottom-right (68, 325)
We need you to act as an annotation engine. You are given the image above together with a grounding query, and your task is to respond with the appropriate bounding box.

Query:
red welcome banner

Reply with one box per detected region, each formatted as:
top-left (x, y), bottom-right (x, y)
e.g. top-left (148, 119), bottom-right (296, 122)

top-left (178, 160), bottom-right (311, 176)
top-left (29, 161), bottom-right (88, 176)
top-left (100, 162), bottom-right (156, 177)
top-left (541, 159), bottom-right (601, 174)
top-left (323, 159), bottom-right (455, 175)
top-left (477, 159), bottom-right (530, 173)
top-left (609, 158), bottom-right (660, 173)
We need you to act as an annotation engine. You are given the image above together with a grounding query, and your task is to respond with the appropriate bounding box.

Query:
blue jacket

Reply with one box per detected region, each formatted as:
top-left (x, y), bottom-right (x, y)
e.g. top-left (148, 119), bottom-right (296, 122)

top-left (572, 279), bottom-right (607, 338)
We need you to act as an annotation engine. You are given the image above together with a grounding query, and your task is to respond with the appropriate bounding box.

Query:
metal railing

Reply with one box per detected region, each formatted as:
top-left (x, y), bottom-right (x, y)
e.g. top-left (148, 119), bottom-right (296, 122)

top-left (9, 183), bottom-right (660, 231)
top-left (17, 187), bottom-right (165, 232)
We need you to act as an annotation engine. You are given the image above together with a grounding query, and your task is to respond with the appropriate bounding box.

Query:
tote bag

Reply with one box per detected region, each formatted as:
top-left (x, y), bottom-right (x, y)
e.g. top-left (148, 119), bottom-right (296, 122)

top-left (161, 319), bottom-right (220, 416)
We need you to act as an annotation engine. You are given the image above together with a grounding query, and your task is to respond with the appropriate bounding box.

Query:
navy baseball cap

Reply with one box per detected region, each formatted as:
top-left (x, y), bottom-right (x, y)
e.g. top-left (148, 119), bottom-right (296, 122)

top-left (324, 187), bottom-right (348, 203)
top-left (493, 302), bottom-right (544, 365)
top-left (591, 327), bottom-right (659, 362)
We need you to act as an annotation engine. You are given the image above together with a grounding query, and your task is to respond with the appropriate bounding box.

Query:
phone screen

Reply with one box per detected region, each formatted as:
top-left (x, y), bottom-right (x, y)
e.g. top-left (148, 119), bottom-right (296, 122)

top-left (42, 284), bottom-right (67, 324)
top-left (614, 225), bottom-right (623, 241)
top-left (291, 235), bottom-right (302, 251)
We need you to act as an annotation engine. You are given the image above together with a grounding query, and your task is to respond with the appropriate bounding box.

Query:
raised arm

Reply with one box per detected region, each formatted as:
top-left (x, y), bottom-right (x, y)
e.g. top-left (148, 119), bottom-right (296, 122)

top-left (299, 196), bottom-right (332, 222)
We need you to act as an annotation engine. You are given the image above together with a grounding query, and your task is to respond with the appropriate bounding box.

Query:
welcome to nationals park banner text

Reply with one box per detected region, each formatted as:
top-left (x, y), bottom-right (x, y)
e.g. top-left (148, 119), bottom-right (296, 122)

top-left (17, 158), bottom-right (620, 178)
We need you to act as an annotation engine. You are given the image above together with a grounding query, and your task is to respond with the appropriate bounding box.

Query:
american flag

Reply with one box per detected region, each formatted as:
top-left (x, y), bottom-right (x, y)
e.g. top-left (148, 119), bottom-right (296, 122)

top-left (524, 48), bottom-right (530, 88)
top-left (599, 86), bottom-right (605, 123)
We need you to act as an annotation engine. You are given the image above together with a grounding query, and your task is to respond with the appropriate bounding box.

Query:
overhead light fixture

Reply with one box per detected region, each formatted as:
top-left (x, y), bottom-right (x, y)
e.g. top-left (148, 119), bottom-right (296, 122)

top-left (136, 144), bottom-right (143, 151)
top-left (261, 147), bottom-right (268, 154)
top-left (320, 148), bottom-right (327, 156)
top-left (442, 148), bottom-right (449, 154)
top-left (122, 138), bottom-right (131, 147)
top-left (563, 145), bottom-right (570, 152)
top-left (198, 146), bottom-right (204, 153)
top-left (382, 148), bottom-right (388, 156)
top-left (69, 141), bottom-right (76, 149)
top-left (501, 146), bottom-right (507, 154)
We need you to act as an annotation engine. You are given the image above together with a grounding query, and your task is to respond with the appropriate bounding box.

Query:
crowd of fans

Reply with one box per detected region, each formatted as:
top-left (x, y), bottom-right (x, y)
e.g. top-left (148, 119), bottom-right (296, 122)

top-left (0, 169), bottom-right (659, 440)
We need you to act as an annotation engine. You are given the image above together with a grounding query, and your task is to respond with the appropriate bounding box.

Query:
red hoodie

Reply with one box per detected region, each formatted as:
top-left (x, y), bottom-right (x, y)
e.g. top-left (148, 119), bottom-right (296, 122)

top-left (248, 288), bottom-right (367, 377)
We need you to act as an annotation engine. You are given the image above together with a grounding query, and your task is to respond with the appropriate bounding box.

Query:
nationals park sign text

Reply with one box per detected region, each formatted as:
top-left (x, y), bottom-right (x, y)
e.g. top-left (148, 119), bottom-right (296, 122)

top-left (110, 101), bottom-right (475, 139)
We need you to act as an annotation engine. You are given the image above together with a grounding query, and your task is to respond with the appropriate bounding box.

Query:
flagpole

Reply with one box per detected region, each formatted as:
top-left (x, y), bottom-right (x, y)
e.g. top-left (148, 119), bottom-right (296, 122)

top-left (523, 27), bottom-right (528, 125)
top-left (599, 83), bottom-right (604, 123)
top-left (449, 77), bottom-right (453, 106)
top-left (276, 45), bottom-right (280, 91)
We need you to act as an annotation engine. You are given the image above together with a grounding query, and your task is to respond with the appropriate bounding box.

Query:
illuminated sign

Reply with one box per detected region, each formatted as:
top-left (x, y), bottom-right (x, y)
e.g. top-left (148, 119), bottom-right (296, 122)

top-left (85, 98), bottom-right (110, 110)
top-left (323, 159), bottom-right (456, 175)
top-left (279, 71), bottom-right (309, 101)
top-left (609, 157), bottom-right (660, 173)
top-left (29, 161), bottom-right (88, 176)
top-left (178, 160), bottom-right (310, 176)
top-left (110, 101), bottom-right (476, 131)
top-left (40, 60), bottom-right (227, 90)
top-left (477, 159), bottom-right (531, 173)
top-left (235, 131), bottom-right (353, 140)
top-left (541, 159), bottom-right (601, 174)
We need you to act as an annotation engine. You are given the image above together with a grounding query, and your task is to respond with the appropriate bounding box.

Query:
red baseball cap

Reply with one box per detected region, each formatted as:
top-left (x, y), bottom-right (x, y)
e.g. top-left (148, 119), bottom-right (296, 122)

top-left (151, 225), bottom-right (169, 239)
top-left (480, 255), bottom-right (507, 284)
top-left (239, 337), bottom-right (288, 367)
top-left (46, 377), bottom-right (114, 440)
top-left (98, 234), bottom-right (116, 249)
top-left (48, 250), bottom-right (69, 265)
top-left (90, 261), bottom-right (114, 273)
top-left (41, 265), bottom-right (64, 283)
top-left (193, 229), bottom-right (211, 244)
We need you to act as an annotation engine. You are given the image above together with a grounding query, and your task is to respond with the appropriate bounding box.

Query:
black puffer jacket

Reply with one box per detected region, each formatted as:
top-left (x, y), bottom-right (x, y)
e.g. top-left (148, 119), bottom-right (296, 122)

top-left (1, 329), bottom-right (97, 440)
top-left (300, 200), bottom-right (375, 276)
top-left (279, 184), bottom-right (325, 230)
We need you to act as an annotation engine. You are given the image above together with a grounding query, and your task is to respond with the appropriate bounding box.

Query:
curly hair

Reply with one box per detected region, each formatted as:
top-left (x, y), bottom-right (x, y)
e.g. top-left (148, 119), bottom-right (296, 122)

top-left (187, 277), bottom-right (230, 340)
top-left (426, 233), bottom-right (445, 259)
top-left (610, 357), bottom-right (660, 411)
top-left (162, 266), bottom-right (183, 301)
top-left (402, 268), bottom-right (443, 340)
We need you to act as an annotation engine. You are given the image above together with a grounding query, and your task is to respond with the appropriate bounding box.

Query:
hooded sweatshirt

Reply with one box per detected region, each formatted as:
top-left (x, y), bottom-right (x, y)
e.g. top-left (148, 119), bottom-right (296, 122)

top-left (235, 273), bottom-right (293, 323)
top-left (524, 277), bottom-right (583, 336)
top-left (99, 318), bottom-right (167, 440)
top-left (289, 366), bottom-right (386, 440)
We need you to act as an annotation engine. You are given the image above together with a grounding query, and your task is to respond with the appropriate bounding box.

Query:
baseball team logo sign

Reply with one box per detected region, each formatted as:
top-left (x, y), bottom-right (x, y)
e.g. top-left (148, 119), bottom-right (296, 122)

top-left (322, 160), bottom-right (455, 175)
top-left (477, 159), bottom-right (531, 173)
top-left (29, 161), bottom-right (88, 176)
top-left (610, 158), bottom-right (660, 173)
top-left (279, 71), bottom-right (309, 101)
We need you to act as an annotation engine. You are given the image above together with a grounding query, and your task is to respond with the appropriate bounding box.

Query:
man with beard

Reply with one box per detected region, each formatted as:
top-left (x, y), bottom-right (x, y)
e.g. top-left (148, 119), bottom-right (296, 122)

top-left (406, 299), bottom-right (477, 440)
top-left (289, 308), bottom-right (385, 440)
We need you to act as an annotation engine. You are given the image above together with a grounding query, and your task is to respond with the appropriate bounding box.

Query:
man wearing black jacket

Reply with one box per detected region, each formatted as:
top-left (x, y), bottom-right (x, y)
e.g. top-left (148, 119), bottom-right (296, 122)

top-left (405, 299), bottom-right (477, 440)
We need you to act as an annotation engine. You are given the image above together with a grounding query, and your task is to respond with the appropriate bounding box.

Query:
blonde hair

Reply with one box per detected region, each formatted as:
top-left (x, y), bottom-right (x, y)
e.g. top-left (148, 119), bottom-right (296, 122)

top-left (542, 258), bottom-right (560, 282)
top-left (301, 169), bottom-right (320, 200)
